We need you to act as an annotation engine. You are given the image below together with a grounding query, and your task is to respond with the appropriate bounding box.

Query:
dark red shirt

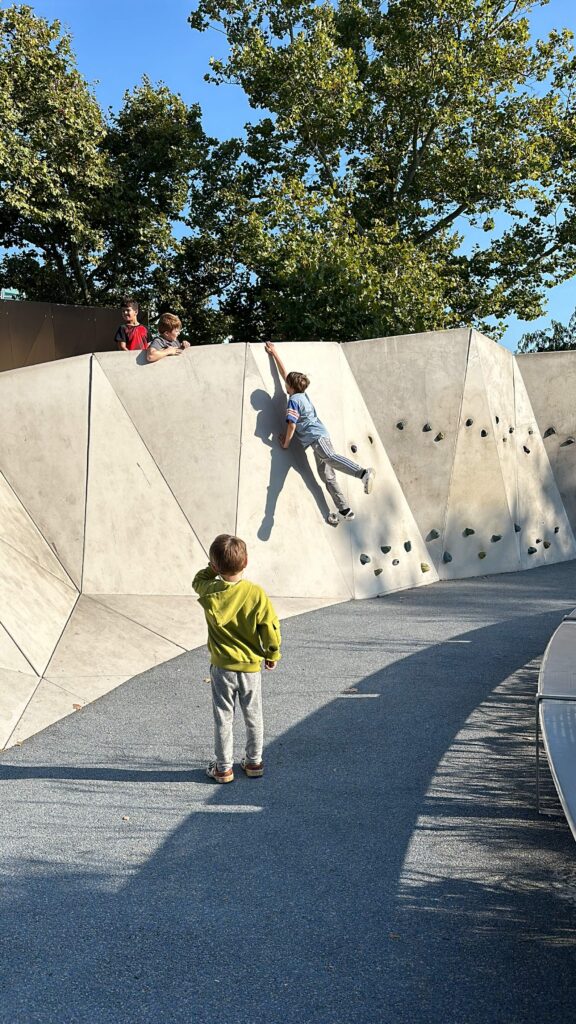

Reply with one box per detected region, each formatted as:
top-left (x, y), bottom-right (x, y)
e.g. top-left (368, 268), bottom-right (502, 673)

top-left (115, 324), bottom-right (149, 350)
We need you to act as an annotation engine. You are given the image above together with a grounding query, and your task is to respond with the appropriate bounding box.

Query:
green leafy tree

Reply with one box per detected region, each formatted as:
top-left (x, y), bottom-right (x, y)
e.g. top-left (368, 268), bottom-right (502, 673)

top-left (188, 0), bottom-right (576, 341)
top-left (517, 309), bottom-right (576, 352)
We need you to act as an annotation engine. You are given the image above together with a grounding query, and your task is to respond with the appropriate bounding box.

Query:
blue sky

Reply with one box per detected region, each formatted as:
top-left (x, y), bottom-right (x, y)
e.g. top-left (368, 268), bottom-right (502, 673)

top-left (17, 0), bottom-right (576, 350)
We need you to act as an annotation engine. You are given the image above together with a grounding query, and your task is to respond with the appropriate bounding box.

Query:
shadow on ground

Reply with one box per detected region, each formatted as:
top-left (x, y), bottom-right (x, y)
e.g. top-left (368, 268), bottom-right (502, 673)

top-left (1, 567), bottom-right (576, 1023)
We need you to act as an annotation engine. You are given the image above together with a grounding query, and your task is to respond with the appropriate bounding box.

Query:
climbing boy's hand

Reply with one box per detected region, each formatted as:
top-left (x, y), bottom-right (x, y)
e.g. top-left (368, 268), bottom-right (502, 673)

top-left (264, 660), bottom-right (277, 670)
top-left (265, 341), bottom-right (275, 354)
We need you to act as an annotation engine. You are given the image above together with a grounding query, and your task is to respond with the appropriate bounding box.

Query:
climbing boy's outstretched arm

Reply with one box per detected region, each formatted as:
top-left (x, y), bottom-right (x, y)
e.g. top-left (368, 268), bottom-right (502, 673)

top-left (265, 341), bottom-right (287, 381)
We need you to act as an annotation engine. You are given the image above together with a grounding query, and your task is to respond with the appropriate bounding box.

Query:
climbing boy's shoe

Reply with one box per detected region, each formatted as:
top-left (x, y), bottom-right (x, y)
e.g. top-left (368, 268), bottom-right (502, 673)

top-left (240, 757), bottom-right (264, 778)
top-left (363, 468), bottom-right (375, 494)
top-left (327, 512), bottom-right (339, 526)
top-left (206, 761), bottom-right (234, 783)
top-left (339, 508), bottom-right (355, 520)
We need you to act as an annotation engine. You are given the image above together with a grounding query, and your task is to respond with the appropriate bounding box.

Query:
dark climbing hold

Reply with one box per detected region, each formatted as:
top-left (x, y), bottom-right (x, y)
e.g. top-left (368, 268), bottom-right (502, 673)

top-left (478, 551), bottom-right (487, 559)
top-left (426, 529), bottom-right (440, 541)
top-left (543, 427), bottom-right (556, 438)
top-left (380, 545), bottom-right (391, 554)
top-left (527, 547), bottom-right (537, 555)
top-left (502, 437), bottom-right (507, 443)
top-left (491, 534), bottom-right (502, 543)
top-left (543, 541), bottom-right (551, 550)
top-left (535, 538), bottom-right (542, 544)
top-left (463, 527), bottom-right (475, 537)
top-left (443, 551), bottom-right (452, 563)
top-left (560, 437), bottom-right (575, 447)
top-left (396, 421), bottom-right (405, 430)
top-left (514, 523), bottom-right (521, 533)
top-left (554, 526), bottom-right (560, 534)
top-left (368, 435), bottom-right (374, 445)
top-left (392, 559), bottom-right (400, 566)
top-left (480, 429), bottom-right (488, 437)
top-left (434, 432), bottom-right (445, 442)
top-left (421, 562), bottom-right (431, 573)
top-left (359, 553), bottom-right (371, 565)
top-left (350, 444), bottom-right (358, 454)
top-left (495, 415), bottom-right (500, 424)
top-left (523, 446), bottom-right (530, 454)
top-left (528, 428), bottom-right (534, 435)
top-left (404, 540), bottom-right (412, 552)
top-left (465, 418), bottom-right (473, 427)
top-left (509, 426), bottom-right (514, 434)
top-left (423, 423), bottom-right (432, 432)
top-left (374, 568), bottom-right (383, 576)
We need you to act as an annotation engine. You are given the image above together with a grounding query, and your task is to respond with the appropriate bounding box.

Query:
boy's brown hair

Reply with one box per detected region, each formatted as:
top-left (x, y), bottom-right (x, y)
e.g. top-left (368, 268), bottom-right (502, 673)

top-left (121, 296), bottom-right (139, 312)
top-left (158, 312), bottom-right (181, 334)
top-left (209, 534), bottom-right (247, 575)
top-left (286, 370), bottom-right (310, 393)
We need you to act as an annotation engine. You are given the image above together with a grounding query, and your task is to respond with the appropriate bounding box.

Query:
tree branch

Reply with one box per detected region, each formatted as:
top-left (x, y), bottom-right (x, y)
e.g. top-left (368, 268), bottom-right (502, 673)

top-left (415, 202), bottom-right (468, 242)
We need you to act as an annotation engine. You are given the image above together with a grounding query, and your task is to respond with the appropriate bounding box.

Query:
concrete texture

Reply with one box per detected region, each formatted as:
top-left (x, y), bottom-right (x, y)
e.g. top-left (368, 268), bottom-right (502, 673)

top-left (1, 335), bottom-right (576, 748)
top-left (1, 564), bottom-right (575, 1024)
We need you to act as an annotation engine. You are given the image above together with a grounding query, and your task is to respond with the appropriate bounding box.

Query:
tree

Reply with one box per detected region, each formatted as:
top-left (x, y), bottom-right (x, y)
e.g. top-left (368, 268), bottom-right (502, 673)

top-left (188, 0), bottom-right (576, 341)
top-left (517, 309), bottom-right (576, 352)
top-left (0, 5), bottom-right (211, 324)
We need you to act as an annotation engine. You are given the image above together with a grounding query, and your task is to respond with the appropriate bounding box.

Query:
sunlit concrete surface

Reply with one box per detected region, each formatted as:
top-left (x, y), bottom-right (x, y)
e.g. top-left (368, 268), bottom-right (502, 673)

top-left (0, 564), bottom-right (575, 1024)
top-left (1, 337), bottom-right (575, 749)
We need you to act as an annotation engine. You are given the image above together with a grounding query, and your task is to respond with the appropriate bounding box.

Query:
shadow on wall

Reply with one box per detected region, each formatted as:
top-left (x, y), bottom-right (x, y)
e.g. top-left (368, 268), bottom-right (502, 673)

top-left (252, 358), bottom-right (330, 541)
top-left (0, 601), bottom-right (575, 1023)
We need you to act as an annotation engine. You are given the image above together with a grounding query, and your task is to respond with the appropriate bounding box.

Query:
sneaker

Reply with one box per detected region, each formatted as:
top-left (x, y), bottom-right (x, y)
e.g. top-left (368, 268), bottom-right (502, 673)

top-left (362, 468), bottom-right (375, 494)
top-left (339, 508), bottom-right (355, 520)
top-left (240, 757), bottom-right (264, 778)
top-left (327, 512), bottom-right (339, 526)
top-left (206, 761), bottom-right (234, 783)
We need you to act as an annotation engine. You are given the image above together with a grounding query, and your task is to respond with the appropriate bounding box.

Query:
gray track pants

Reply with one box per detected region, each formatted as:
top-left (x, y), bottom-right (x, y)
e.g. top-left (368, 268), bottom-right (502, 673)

top-left (210, 666), bottom-right (263, 772)
top-left (311, 436), bottom-right (365, 511)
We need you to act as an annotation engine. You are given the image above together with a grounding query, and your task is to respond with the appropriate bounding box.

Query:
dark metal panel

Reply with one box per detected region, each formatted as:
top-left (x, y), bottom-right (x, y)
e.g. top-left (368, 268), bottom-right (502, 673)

top-left (7, 301), bottom-right (55, 369)
top-left (52, 304), bottom-right (118, 360)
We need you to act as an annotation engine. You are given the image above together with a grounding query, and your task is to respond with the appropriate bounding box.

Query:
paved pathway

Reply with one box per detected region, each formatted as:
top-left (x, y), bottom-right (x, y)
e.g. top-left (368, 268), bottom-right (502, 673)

top-left (1, 563), bottom-right (576, 1024)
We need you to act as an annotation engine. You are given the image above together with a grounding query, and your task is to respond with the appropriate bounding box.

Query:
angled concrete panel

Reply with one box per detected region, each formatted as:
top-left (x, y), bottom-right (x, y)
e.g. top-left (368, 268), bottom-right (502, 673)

top-left (442, 334), bottom-right (520, 579)
top-left (6, 678), bottom-right (88, 746)
top-left (473, 331), bottom-right (519, 533)
top-left (0, 669), bottom-right (40, 749)
top-left (0, 471), bottom-right (72, 585)
top-left (91, 595), bottom-right (208, 652)
top-left (517, 351), bottom-right (576, 535)
top-left (83, 361), bottom-right (206, 595)
top-left (0, 355), bottom-right (90, 587)
top-left (95, 347), bottom-right (245, 550)
top-left (513, 361), bottom-right (576, 567)
top-left (343, 330), bottom-right (469, 572)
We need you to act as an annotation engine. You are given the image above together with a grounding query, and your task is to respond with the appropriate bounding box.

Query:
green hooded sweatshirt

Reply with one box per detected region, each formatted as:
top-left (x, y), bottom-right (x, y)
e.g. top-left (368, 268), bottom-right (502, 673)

top-left (192, 566), bottom-right (281, 672)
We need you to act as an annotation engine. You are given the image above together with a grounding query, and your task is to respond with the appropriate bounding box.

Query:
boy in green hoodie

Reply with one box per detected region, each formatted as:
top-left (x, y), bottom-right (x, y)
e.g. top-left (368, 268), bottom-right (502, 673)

top-left (193, 533), bottom-right (281, 783)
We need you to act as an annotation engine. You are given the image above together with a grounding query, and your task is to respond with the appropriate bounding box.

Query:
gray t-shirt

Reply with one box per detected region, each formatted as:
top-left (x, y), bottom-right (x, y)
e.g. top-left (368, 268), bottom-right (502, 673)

top-left (149, 334), bottom-right (182, 351)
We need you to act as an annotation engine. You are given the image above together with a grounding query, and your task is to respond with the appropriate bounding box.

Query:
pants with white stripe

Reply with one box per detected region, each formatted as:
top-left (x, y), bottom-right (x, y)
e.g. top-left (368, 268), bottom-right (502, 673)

top-left (311, 436), bottom-right (365, 511)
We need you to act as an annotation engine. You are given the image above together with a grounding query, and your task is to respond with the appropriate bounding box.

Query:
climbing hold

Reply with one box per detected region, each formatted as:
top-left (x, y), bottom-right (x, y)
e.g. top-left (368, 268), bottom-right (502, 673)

top-left (514, 523), bottom-right (521, 533)
top-left (396, 421), bottom-right (405, 430)
top-left (434, 432), bottom-right (445, 442)
top-left (554, 526), bottom-right (560, 534)
top-left (426, 529), bottom-right (440, 541)
top-left (535, 538), bottom-right (542, 544)
top-left (509, 426), bottom-right (514, 434)
top-left (359, 553), bottom-right (371, 565)
top-left (523, 446), bottom-right (530, 454)
top-left (423, 423), bottom-right (432, 432)
top-left (560, 437), bottom-right (575, 447)
top-left (495, 415), bottom-right (500, 424)
top-left (374, 568), bottom-right (383, 576)
top-left (491, 534), bottom-right (502, 543)
top-left (463, 527), bottom-right (475, 537)
top-left (368, 435), bottom-right (374, 445)
top-left (478, 551), bottom-right (487, 559)
top-left (480, 429), bottom-right (488, 437)
top-left (404, 540), bottom-right (412, 552)
top-left (543, 541), bottom-right (551, 550)
top-left (527, 547), bottom-right (537, 555)
top-left (421, 562), bottom-right (431, 573)
top-left (543, 427), bottom-right (556, 438)
top-left (350, 444), bottom-right (358, 454)
top-left (465, 418), bottom-right (473, 427)
top-left (502, 437), bottom-right (507, 443)
top-left (380, 545), bottom-right (391, 554)
top-left (443, 551), bottom-right (452, 563)
top-left (392, 559), bottom-right (400, 566)
top-left (528, 428), bottom-right (534, 435)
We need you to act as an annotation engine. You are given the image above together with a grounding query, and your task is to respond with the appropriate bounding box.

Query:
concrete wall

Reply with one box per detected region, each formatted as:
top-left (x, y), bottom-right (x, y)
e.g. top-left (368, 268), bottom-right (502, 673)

top-left (0, 336), bottom-right (574, 749)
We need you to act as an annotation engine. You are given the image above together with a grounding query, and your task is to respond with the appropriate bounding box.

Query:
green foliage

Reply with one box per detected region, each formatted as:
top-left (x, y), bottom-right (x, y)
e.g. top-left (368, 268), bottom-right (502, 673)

top-left (517, 309), bottom-right (576, 352)
top-left (188, 0), bottom-right (576, 340)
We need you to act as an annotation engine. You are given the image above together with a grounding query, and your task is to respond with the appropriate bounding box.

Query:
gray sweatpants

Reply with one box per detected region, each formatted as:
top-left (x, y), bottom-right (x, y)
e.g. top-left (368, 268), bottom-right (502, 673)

top-left (210, 666), bottom-right (263, 772)
top-left (311, 436), bottom-right (365, 511)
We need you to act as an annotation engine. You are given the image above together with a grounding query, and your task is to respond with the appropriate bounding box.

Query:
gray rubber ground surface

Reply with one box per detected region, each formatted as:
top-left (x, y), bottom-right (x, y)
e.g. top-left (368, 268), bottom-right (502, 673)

top-left (1, 563), bottom-right (576, 1024)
